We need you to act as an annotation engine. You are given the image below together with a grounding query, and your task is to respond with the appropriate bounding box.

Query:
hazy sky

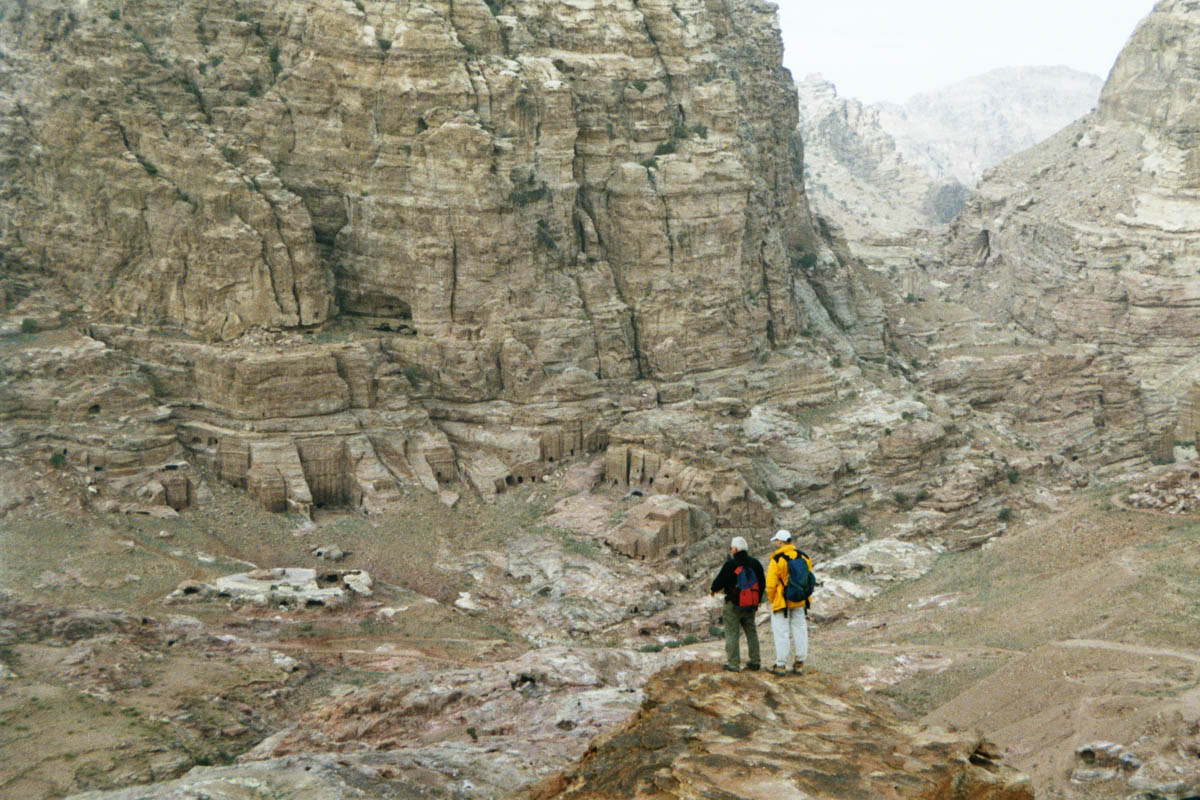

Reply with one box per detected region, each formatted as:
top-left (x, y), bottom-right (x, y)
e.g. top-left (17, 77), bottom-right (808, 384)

top-left (779, 1), bottom-right (1158, 104)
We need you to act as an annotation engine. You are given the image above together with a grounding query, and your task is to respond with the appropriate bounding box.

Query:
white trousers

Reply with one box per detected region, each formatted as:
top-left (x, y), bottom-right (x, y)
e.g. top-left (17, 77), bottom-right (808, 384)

top-left (770, 608), bottom-right (808, 666)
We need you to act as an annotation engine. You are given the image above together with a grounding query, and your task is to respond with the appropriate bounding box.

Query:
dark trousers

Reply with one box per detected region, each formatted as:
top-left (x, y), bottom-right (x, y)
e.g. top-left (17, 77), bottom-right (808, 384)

top-left (722, 601), bottom-right (760, 669)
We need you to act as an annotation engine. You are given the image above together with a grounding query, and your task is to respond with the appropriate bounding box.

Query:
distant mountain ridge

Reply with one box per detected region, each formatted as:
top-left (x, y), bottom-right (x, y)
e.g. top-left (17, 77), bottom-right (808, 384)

top-left (876, 65), bottom-right (1104, 185)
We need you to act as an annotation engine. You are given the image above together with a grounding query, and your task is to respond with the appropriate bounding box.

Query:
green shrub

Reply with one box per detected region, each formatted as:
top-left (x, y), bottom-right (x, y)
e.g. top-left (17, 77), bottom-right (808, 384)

top-left (905, 292), bottom-right (916, 303)
top-left (997, 506), bottom-right (1013, 522)
top-left (508, 183), bottom-right (548, 206)
top-left (107, 8), bottom-right (119, 20)
top-left (631, 79), bottom-right (647, 93)
top-left (654, 140), bottom-right (676, 157)
top-left (640, 157), bottom-right (658, 170)
top-left (764, 489), bottom-right (778, 504)
top-left (690, 123), bottom-right (708, 139)
top-left (893, 491), bottom-right (908, 507)
top-left (639, 643), bottom-right (664, 653)
top-left (49, 451), bottom-right (67, 468)
top-left (707, 625), bottom-right (722, 639)
top-left (247, 82), bottom-right (262, 98)
top-left (20, 318), bottom-right (37, 334)
top-left (792, 250), bottom-right (817, 270)
top-left (830, 355), bottom-right (842, 368)
top-left (837, 508), bottom-right (859, 528)
top-left (915, 489), bottom-right (931, 502)
top-left (535, 219), bottom-right (556, 250)
top-left (376, 37), bottom-right (392, 52)
top-left (1005, 467), bottom-right (1020, 484)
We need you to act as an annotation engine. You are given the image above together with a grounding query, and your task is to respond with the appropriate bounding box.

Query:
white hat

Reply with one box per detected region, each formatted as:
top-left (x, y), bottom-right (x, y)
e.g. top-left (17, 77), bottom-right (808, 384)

top-left (730, 536), bottom-right (748, 552)
top-left (770, 529), bottom-right (791, 542)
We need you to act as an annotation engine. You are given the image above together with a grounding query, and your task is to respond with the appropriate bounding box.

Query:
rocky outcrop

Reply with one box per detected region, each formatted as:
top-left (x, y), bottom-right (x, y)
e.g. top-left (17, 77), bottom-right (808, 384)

top-left (941, 2), bottom-right (1200, 438)
top-left (795, 76), bottom-right (968, 248)
top-left (877, 66), bottom-right (1103, 185)
top-left (524, 660), bottom-right (1034, 800)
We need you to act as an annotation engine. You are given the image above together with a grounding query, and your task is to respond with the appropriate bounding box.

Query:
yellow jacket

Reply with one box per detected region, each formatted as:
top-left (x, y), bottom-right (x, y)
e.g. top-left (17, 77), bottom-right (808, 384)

top-left (765, 543), bottom-right (812, 612)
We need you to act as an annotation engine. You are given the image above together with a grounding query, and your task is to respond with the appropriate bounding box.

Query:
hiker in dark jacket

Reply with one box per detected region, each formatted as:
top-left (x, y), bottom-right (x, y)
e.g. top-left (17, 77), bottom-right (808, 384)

top-left (709, 536), bottom-right (765, 672)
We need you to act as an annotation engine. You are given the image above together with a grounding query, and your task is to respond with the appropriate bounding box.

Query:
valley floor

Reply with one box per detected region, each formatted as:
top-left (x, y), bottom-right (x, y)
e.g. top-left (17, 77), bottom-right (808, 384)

top-left (1, 462), bottom-right (1198, 799)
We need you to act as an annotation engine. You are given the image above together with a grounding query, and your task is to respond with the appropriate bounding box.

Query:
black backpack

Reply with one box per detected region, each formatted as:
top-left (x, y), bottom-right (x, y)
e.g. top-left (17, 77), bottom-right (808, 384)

top-left (778, 552), bottom-right (815, 604)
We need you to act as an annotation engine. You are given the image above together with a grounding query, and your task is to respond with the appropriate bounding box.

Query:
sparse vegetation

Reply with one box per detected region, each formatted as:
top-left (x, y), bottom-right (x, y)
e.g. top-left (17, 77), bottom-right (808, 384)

top-left (997, 506), bottom-right (1013, 521)
top-left (631, 79), bottom-right (647, 93)
top-left (654, 139), bottom-right (676, 156)
top-left (377, 37), bottom-right (392, 53)
top-left (535, 219), bottom-right (556, 250)
top-left (1006, 467), bottom-right (1020, 484)
top-left (20, 318), bottom-right (37, 334)
top-left (792, 250), bottom-right (818, 270)
top-left (838, 508), bottom-right (860, 529)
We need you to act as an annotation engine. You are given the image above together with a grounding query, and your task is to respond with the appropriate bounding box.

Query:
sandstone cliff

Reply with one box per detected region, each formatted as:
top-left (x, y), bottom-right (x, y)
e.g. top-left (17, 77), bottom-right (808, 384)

top-left (0, 0), bottom-right (887, 525)
top-left (942, 0), bottom-right (1200, 440)
top-left (0, 0), bottom-right (822, 365)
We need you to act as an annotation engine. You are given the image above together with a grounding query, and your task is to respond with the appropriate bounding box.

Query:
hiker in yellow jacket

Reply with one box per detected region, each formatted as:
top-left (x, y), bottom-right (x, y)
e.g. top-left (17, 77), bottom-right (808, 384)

top-left (764, 529), bottom-right (811, 675)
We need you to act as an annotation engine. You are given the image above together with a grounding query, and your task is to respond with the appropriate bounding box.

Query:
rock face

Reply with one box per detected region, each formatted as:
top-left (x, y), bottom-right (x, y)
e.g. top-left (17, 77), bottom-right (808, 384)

top-left (524, 660), bottom-right (1034, 800)
top-left (0, 0), bottom-right (817, 366)
top-left (795, 75), bottom-right (969, 248)
top-left (877, 66), bottom-right (1103, 186)
top-left (942, 1), bottom-right (1200, 435)
top-left (0, 0), bottom-right (908, 522)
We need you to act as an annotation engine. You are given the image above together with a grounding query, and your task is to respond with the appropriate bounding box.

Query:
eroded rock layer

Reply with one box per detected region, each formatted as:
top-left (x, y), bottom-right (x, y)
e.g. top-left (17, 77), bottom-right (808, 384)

top-left (943, 0), bottom-right (1200, 422)
top-left (524, 660), bottom-right (1034, 800)
top-left (0, 0), bottom-right (820, 371)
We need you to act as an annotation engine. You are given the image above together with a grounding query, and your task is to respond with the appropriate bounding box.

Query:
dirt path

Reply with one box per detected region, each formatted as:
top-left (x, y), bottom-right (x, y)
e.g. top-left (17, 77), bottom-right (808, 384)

top-left (1052, 638), bottom-right (1200, 664)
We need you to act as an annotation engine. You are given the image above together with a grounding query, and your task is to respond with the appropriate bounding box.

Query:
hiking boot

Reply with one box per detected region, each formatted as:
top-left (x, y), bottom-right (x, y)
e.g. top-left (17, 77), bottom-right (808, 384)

top-left (767, 665), bottom-right (787, 676)
top-left (745, 663), bottom-right (760, 671)
top-left (792, 661), bottom-right (805, 675)
top-left (722, 664), bottom-right (740, 672)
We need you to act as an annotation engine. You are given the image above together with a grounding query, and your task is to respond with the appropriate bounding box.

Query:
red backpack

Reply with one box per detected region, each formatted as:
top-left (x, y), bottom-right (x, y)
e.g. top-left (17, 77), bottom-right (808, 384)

top-left (734, 565), bottom-right (760, 608)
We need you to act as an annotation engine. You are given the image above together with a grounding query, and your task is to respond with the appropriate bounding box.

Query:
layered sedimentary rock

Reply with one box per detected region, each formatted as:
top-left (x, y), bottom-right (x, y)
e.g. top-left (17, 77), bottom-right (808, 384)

top-left (0, 0), bottom-right (823, 370)
top-left (943, 1), bottom-right (1200, 429)
top-left (0, 0), bottom-right (888, 520)
top-left (525, 660), bottom-right (1034, 800)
